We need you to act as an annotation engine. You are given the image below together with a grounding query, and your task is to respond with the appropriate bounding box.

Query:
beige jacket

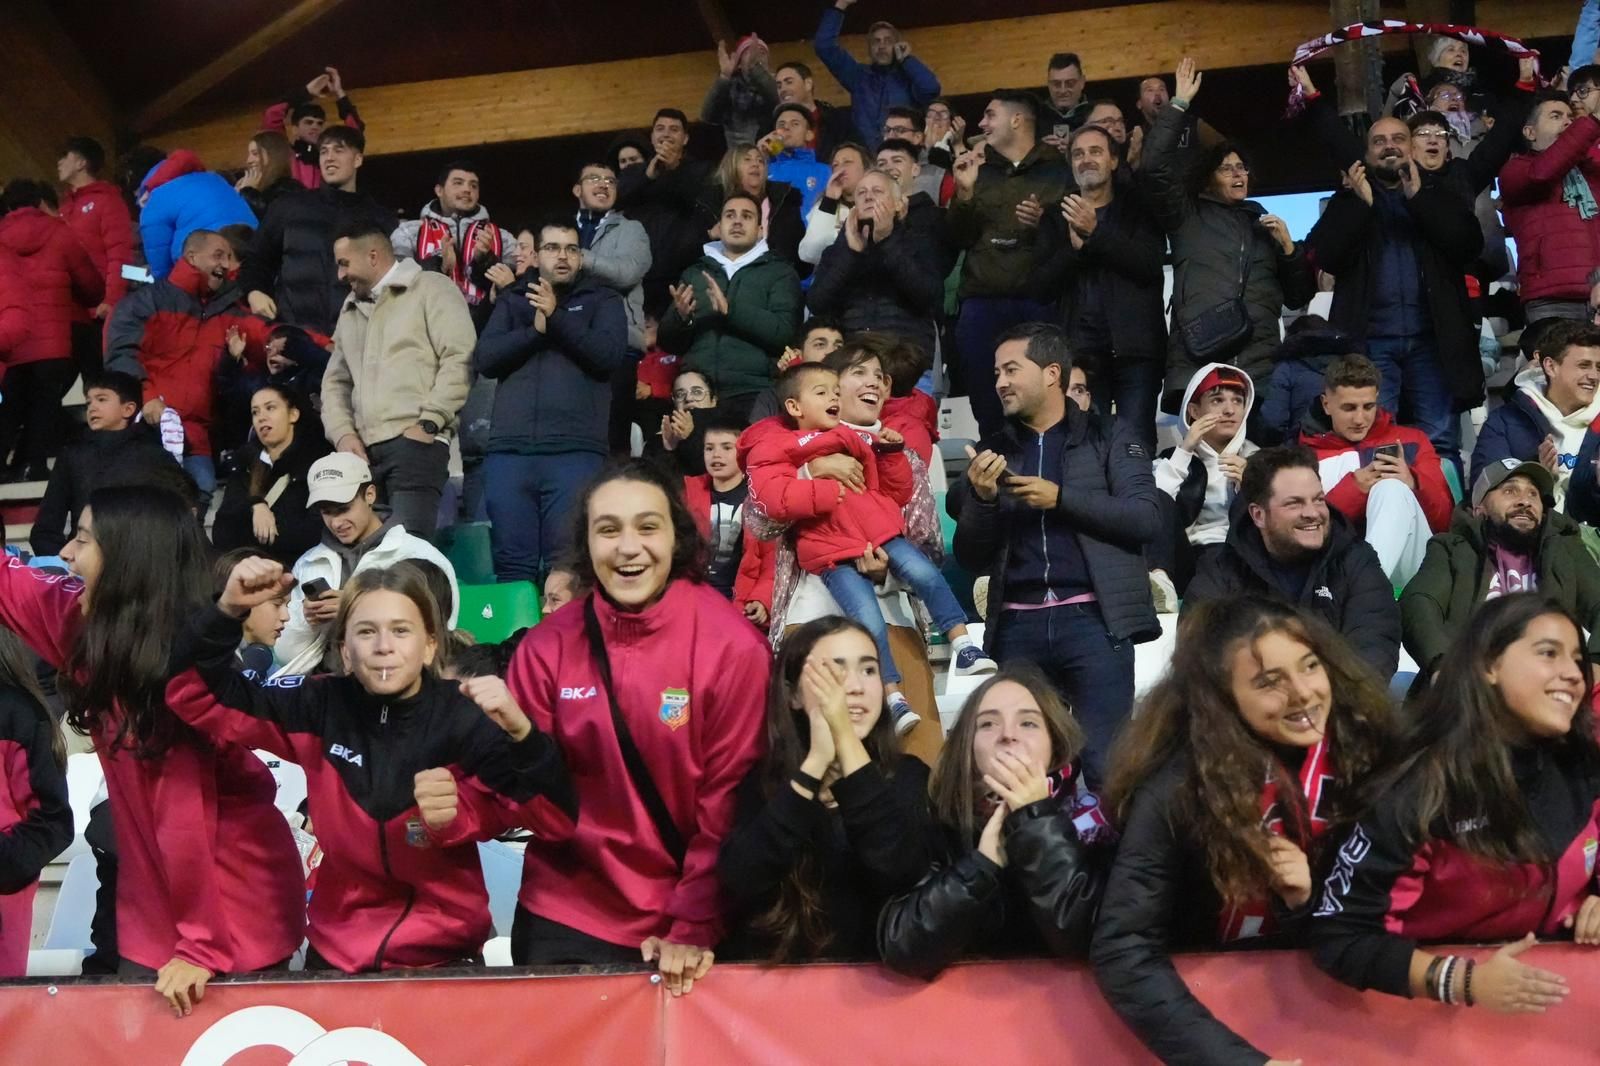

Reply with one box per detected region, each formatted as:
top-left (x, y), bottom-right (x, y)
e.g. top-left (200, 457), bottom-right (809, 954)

top-left (321, 257), bottom-right (475, 447)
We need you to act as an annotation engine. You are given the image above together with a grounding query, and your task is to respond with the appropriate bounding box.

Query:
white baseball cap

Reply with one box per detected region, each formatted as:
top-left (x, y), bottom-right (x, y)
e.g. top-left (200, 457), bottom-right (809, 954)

top-left (305, 453), bottom-right (373, 507)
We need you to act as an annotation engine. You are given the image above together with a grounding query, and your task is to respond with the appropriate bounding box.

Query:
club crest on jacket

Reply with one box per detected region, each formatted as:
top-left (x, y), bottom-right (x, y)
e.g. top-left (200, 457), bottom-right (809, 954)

top-left (659, 688), bottom-right (690, 731)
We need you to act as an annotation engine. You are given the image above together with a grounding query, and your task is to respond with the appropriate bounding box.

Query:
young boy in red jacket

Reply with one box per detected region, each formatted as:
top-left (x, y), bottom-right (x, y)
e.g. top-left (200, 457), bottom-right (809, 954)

top-left (746, 364), bottom-right (995, 733)
top-left (683, 414), bottom-right (775, 628)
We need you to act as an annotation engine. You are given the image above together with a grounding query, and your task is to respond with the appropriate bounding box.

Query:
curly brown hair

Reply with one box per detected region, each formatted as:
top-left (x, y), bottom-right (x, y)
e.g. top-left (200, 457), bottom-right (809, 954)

top-left (1102, 597), bottom-right (1393, 905)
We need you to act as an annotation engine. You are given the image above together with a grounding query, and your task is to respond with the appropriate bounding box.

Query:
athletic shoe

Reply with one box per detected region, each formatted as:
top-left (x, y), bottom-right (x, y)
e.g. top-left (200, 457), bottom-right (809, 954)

top-left (888, 692), bottom-right (920, 736)
top-left (951, 644), bottom-right (998, 676)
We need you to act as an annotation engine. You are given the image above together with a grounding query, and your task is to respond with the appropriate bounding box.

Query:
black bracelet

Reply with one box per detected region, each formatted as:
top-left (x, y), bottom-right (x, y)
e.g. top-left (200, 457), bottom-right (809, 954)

top-left (1424, 956), bottom-right (1445, 1001)
top-left (792, 769), bottom-right (822, 794)
top-left (1463, 958), bottom-right (1476, 1007)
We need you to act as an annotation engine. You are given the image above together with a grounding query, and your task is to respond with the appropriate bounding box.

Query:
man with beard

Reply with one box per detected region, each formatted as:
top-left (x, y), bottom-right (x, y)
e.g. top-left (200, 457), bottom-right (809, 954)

top-left (813, 1), bottom-right (941, 150)
top-left (1401, 458), bottom-right (1600, 678)
top-left (1047, 123), bottom-right (1165, 449)
top-left (390, 161), bottom-right (517, 332)
top-left (616, 109), bottom-right (714, 309)
top-left (321, 222), bottom-right (475, 539)
top-left (1184, 445), bottom-right (1400, 678)
top-left (474, 218), bottom-right (627, 581)
top-left (1306, 118), bottom-right (1480, 476)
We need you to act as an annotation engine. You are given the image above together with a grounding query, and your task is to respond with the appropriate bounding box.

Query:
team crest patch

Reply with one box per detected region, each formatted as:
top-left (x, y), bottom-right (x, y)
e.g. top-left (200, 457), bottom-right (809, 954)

top-left (1586, 839), bottom-right (1597, 877)
top-left (659, 688), bottom-right (690, 731)
top-left (405, 817), bottom-right (433, 849)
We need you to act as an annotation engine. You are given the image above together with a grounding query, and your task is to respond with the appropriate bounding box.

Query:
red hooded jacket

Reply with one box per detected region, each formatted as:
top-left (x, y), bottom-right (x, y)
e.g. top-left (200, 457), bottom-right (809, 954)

top-left (1500, 114), bottom-right (1600, 304)
top-left (0, 557), bottom-right (304, 974)
top-left (166, 604), bottom-right (577, 973)
top-left (683, 474), bottom-right (776, 619)
top-left (1299, 408), bottom-right (1453, 534)
top-left (103, 259), bottom-right (269, 456)
top-left (0, 252), bottom-right (27, 357)
top-left (0, 207), bottom-right (103, 366)
top-left (507, 582), bottom-right (768, 949)
top-left (882, 389), bottom-right (940, 465)
top-left (60, 179), bottom-right (134, 313)
top-left (744, 423), bottom-right (914, 573)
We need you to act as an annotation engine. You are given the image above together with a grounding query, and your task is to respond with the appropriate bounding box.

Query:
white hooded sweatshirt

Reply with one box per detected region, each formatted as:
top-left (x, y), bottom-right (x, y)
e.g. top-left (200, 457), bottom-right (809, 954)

top-left (1511, 363), bottom-right (1600, 507)
top-left (1152, 361), bottom-right (1259, 546)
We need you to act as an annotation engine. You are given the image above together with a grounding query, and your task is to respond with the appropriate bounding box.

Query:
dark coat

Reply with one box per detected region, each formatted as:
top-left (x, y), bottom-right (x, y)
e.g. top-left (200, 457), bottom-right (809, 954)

top-left (657, 248), bottom-right (803, 400)
top-left (1141, 105), bottom-right (1316, 410)
top-left (239, 184), bottom-right (394, 335)
top-left (1042, 184), bottom-right (1168, 360)
top-left (946, 142), bottom-right (1072, 300)
top-left (806, 192), bottom-right (947, 357)
top-left (1400, 510), bottom-right (1600, 670)
top-left (878, 797), bottom-right (1103, 980)
top-left (617, 157), bottom-right (716, 293)
top-left (29, 424), bottom-right (175, 557)
top-left (1307, 182), bottom-right (1483, 410)
top-left (1470, 383), bottom-right (1600, 488)
top-left (473, 274), bottom-right (627, 456)
top-left (1184, 504), bottom-right (1401, 679)
top-left (211, 424), bottom-right (334, 566)
top-left (948, 403), bottom-right (1162, 646)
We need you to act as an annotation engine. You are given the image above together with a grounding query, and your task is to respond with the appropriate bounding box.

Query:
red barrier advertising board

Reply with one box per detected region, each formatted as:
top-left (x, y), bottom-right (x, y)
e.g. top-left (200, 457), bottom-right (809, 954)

top-left (1, 947), bottom-right (1596, 1064)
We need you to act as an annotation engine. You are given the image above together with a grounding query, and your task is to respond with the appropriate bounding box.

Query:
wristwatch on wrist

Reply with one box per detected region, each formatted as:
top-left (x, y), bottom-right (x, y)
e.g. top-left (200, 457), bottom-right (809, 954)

top-left (418, 419), bottom-right (441, 436)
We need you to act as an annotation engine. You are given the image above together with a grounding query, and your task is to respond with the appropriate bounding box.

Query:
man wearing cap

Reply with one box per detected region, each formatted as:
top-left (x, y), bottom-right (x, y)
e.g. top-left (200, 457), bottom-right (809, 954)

top-left (272, 451), bottom-right (459, 678)
top-left (813, 1), bottom-right (941, 150)
top-left (764, 104), bottom-right (832, 220)
top-left (1401, 457), bottom-right (1600, 679)
top-left (1298, 354), bottom-right (1453, 587)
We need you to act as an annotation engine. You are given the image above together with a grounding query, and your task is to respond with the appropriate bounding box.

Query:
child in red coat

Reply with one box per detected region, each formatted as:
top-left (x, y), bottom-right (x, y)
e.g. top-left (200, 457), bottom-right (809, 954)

top-left (746, 364), bottom-right (994, 733)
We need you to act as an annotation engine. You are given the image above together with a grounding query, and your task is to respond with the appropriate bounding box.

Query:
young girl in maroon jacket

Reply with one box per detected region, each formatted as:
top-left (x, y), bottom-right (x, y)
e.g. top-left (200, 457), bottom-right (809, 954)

top-left (166, 558), bottom-right (577, 973)
top-left (506, 458), bottom-right (770, 994)
top-left (745, 363), bottom-right (994, 735)
top-left (1314, 594), bottom-right (1600, 1013)
top-left (0, 628), bottom-right (72, 978)
top-left (0, 486), bottom-right (304, 1015)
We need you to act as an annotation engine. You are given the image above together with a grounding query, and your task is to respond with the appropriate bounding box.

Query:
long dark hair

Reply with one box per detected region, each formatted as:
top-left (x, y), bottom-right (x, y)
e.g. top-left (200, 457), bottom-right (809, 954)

top-left (1371, 594), bottom-right (1600, 864)
top-left (61, 486), bottom-right (212, 756)
top-left (245, 383), bottom-right (304, 502)
top-left (749, 616), bottom-right (899, 961)
top-left (569, 458), bottom-right (706, 595)
top-left (928, 660), bottom-right (1084, 844)
top-left (1103, 597), bottom-right (1392, 906)
top-left (0, 627), bottom-right (62, 766)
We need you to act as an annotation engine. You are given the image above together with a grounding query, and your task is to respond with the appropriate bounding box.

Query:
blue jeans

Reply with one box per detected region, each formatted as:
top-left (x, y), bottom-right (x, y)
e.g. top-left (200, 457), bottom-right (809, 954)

top-left (1366, 336), bottom-right (1460, 479)
top-left (182, 454), bottom-right (216, 515)
top-left (991, 602), bottom-right (1133, 786)
top-left (955, 297), bottom-right (1056, 438)
top-left (820, 536), bottom-right (967, 687)
top-left (484, 451), bottom-right (605, 582)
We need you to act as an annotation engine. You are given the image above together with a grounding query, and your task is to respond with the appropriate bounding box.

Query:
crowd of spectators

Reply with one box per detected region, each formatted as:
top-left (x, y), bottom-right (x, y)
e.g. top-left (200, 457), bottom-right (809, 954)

top-left (4, 3), bottom-right (1600, 1061)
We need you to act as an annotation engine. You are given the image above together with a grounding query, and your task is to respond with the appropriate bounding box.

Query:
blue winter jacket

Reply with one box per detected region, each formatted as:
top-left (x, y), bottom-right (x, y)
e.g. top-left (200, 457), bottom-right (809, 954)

top-left (140, 167), bottom-right (257, 279)
top-left (814, 7), bottom-right (942, 150)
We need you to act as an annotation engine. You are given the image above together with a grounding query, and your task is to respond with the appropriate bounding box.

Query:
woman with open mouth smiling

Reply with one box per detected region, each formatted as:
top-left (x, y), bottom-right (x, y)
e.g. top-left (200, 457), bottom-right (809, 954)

top-left (1092, 596), bottom-right (1393, 1065)
top-left (1314, 595), bottom-right (1600, 1015)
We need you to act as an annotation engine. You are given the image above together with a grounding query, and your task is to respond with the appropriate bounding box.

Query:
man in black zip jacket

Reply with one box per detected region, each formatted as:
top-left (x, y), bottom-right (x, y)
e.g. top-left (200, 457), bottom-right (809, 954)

top-left (1184, 445), bottom-right (1401, 679)
top-left (949, 322), bottom-right (1160, 783)
top-left (474, 218), bottom-right (626, 584)
top-left (615, 109), bottom-right (715, 310)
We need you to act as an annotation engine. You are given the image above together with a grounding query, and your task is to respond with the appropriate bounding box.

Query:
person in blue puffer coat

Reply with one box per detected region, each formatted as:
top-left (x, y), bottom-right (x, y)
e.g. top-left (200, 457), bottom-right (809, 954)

top-left (137, 150), bottom-right (257, 279)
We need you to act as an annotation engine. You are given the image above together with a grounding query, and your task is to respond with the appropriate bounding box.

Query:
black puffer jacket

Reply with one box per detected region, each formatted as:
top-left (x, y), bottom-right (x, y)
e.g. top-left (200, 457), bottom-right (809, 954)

top-left (1092, 755), bottom-right (1305, 1066)
top-left (806, 192), bottom-right (947, 358)
top-left (474, 273), bottom-right (627, 456)
top-left (211, 423), bottom-right (334, 566)
top-left (877, 796), bottom-right (1104, 979)
top-left (240, 184), bottom-right (394, 334)
top-left (1141, 104), bottom-right (1316, 411)
top-left (1183, 504), bottom-right (1401, 679)
top-left (948, 404), bottom-right (1162, 646)
top-left (1042, 184), bottom-right (1168, 360)
top-left (617, 157), bottom-right (716, 295)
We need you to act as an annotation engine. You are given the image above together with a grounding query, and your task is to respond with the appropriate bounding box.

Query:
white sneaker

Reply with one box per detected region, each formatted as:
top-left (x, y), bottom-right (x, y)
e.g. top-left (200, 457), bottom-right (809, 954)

top-left (1149, 569), bottom-right (1179, 615)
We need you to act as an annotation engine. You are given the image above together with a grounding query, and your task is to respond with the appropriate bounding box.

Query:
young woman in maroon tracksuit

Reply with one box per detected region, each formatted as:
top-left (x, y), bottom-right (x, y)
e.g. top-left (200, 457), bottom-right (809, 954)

top-left (0, 628), bottom-right (73, 977)
top-left (505, 458), bottom-right (770, 994)
top-left (1314, 595), bottom-right (1600, 1013)
top-left (0, 486), bottom-right (304, 1014)
top-left (166, 558), bottom-right (578, 973)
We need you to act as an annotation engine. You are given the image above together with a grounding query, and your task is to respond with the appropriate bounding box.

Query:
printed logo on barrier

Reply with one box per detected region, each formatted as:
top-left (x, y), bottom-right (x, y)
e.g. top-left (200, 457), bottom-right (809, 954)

top-left (659, 688), bottom-right (690, 731)
top-left (180, 1004), bottom-right (429, 1066)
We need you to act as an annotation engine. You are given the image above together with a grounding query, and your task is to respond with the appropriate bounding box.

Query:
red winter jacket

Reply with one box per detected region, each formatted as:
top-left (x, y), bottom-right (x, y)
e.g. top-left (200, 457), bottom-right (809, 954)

top-left (166, 604), bottom-right (577, 973)
top-left (0, 207), bottom-right (103, 367)
top-left (683, 474), bottom-right (776, 619)
top-left (60, 179), bottom-right (134, 313)
top-left (883, 389), bottom-right (940, 465)
top-left (262, 95), bottom-right (366, 190)
top-left (507, 582), bottom-right (769, 949)
top-left (636, 348), bottom-right (682, 401)
top-left (1299, 408), bottom-right (1453, 534)
top-left (103, 259), bottom-right (270, 456)
top-left (0, 687), bottom-right (73, 977)
top-left (0, 557), bottom-right (304, 974)
top-left (1500, 114), bottom-right (1600, 304)
top-left (0, 252), bottom-right (28, 357)
top-left (745, 423), bottom-right (914, 573)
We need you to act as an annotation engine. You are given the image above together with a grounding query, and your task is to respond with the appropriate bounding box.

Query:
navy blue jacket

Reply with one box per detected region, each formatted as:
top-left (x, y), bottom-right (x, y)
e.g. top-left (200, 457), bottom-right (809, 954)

top-left (1468, 387), bottom-right (1593, 488)
top-left (473, 274), bottom-right (626, 456)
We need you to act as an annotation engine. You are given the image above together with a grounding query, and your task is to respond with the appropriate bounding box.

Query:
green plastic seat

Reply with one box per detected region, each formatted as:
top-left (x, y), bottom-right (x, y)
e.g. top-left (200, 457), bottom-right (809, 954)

top-left (1442, 461), bottom-right (1463, 504)
top-left (457, 581), bottom-right (542, 644)
top-left (437, 522), bottom-right (496, 584)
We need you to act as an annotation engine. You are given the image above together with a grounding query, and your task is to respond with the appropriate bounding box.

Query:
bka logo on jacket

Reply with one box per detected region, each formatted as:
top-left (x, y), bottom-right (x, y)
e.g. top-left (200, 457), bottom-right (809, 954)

top-left (560, 686), bottom-right (597, 700)
top-left (659, 688), bottom-right (690, 731)
top-left (329, 743), bottom-right (363, 766)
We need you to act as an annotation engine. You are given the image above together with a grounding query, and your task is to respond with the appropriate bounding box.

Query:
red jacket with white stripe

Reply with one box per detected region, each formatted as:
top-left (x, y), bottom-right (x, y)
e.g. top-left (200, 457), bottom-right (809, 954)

top-left (0, 687), bottom-right (73, 977)
top-left (0, 557), bottom-right (304, 974)
top-left (166, 603), bottom-right (577, 973)
top-left (1299, 407), bottom-right (1453, 535)
top-left (507, 582), bottom-right (768, 949)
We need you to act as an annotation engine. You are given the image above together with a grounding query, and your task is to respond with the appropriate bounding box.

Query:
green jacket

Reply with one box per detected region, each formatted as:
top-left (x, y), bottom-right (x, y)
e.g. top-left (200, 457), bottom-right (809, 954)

top-left (658, 247), bottom-right (802, 400)
top-left (1400, 510), bottom-right (1600, 671)
top-left (947, 141), bottom-right (1071, 300)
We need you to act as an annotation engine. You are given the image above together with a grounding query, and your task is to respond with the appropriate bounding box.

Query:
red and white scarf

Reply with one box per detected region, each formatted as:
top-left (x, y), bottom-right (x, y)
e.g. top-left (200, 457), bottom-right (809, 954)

top-left (1217, 736), bottom-right (1335, 943)
top-left (414, 216), bottom-right (502, 305)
